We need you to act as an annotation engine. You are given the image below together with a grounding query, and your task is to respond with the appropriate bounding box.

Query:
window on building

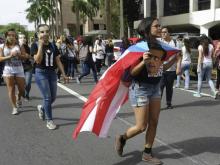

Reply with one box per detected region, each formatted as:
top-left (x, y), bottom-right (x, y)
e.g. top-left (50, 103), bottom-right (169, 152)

top-left (198, 0), bottom-right (210, 10)
top-left (67, 23), bottom-right (75, 35)
top-left (151, 0), bottom-right (157, 17)
top-left (93, 24), bottom-right (99, 30)
top-left (164, 0), bottom-right (189, 16)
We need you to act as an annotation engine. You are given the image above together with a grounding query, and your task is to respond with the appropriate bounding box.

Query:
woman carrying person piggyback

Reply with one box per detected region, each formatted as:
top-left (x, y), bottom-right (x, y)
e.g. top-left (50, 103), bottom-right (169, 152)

top-left (114, 17), bottom-right (181, 165)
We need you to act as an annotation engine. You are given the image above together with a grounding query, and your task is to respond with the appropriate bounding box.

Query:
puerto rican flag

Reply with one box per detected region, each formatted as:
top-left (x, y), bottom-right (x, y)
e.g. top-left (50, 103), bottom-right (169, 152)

top-left (73, 40), bottom-right (180, 139)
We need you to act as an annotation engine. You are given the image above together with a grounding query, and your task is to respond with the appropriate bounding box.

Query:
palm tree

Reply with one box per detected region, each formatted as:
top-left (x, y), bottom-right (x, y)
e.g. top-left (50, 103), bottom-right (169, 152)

top-left (26, 2), bottom-right (39, 29)
top-left (26, 0), bottom-right (54, 25)
top-left (72, 0), bottom-right (100, 36)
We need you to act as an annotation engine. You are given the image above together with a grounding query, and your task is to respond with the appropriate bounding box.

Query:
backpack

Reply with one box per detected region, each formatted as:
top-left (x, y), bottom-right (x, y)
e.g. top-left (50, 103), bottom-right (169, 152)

top-left (59, 44), bottom-right (68, 60)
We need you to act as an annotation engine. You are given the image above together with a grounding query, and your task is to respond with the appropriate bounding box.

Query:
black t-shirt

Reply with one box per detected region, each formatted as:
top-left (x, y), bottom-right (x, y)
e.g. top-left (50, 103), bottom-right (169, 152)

top-left (30, 42), bottom-right (59, 70)
top-left (105, 44), bottom-right (114, 53)
top-left (132, 59), bottom-right (163, 84)
top-left (22, 44), bottom-right (32, 71)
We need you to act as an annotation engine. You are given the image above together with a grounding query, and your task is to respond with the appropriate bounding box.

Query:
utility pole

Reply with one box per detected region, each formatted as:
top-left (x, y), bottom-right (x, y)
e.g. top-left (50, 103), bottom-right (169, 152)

top-left (120, 0), bottom-right (124, 39)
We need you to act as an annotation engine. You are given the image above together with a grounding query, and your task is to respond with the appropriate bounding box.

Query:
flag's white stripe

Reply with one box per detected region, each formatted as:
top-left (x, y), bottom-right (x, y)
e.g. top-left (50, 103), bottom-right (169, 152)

top-left (80, 97), bottom-right (101, 132)
top-left (99, 82), bottom-right (129, 137)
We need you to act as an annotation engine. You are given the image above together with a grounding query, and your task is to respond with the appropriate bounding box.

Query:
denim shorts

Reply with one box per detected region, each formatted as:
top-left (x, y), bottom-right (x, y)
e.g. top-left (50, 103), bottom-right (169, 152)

top-left (129, 82), bottom-right (161, 107)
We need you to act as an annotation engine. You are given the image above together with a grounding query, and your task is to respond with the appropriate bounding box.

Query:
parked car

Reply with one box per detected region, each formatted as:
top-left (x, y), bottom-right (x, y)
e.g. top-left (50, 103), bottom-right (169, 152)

top-left (112, 39), bottom-right (122, 62)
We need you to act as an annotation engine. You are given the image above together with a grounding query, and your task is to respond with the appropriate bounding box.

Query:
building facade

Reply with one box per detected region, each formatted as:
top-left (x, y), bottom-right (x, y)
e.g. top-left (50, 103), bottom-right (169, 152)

top-left (134, 0), bottom-right (220, 39)
top-left (60, 0), bottom-right (105, 36)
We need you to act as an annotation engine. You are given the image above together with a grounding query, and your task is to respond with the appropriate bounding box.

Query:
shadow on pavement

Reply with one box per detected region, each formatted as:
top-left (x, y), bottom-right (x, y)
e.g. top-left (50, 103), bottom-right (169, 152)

top-left (113, 150), bottom-right (142, 165)
top-left (53, 103), bottom-right (84, 109)
top-left (54, 117), bottom-right (79, 127)
top-left (173, 100), bottom-right (220, 108)
top-left (155, 137), bottom-right (220, 159)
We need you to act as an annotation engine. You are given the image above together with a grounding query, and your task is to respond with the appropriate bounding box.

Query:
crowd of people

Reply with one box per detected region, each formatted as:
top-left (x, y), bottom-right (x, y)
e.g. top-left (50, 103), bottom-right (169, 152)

top-left (0, 18), bottom-right (220, 164)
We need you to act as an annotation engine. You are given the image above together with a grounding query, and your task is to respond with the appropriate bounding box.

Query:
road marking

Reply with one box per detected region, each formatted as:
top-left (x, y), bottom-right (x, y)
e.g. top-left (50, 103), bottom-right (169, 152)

top-left (57, 83), bottom-right (88, 102)
top-left (174, 87), bottom-right (216, 98)
top-left (58, 83), bottom-right (210, 165)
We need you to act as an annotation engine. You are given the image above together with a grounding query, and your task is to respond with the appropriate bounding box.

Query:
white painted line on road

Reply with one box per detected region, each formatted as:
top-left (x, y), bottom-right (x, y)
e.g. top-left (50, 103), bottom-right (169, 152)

top-left (175, 87), bottom-right (214, 98)
top-left (57, 83), bottom-right (88, 102)
top-left (58, 83), bottom-right (210, 165)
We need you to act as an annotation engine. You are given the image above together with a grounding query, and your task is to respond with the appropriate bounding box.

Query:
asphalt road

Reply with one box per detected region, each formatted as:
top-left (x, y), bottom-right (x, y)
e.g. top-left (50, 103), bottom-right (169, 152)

top-left (0, 74), bottom-right (220, 165)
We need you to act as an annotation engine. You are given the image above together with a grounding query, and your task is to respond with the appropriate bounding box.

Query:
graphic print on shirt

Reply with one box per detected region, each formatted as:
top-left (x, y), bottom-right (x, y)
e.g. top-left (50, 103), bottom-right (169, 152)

top-left (45, 48), bottom-right (54, 67)
top-left (148, 65), bottom-right (163, 77)
top-left (3, 46), bottom-right (22, 67)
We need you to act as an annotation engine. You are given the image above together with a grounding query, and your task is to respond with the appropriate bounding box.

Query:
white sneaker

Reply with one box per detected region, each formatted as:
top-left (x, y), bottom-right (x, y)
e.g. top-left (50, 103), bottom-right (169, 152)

top-left (12, 108), bottom-right (18, 115)
top-left (193, 93), bottom-right (202, 98)
top-left (37, 105), bottom-right (44, 120)
top-left (76, 77), bottom-right (81, 84)
top-left (46, 120), bottom-right (57, 130)
top-left (212, 91), bottom-right (218, 99)
top-left (16, 99), bottom-right (22, 108)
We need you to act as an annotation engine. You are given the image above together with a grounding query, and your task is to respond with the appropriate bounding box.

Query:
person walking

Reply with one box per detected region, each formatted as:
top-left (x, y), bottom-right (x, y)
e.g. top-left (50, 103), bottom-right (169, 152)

top-left (115, 17), bottom-right (180, 165)
top-left (160, 27), bottom-right (180, 109)
top-left (66, 39), bottom-right (77, 80)
top-left (94, 37), bottom-right (105, 75)
top-left (120, 36), bottom-right (131, 54)
top-left (31, 24), bottom-right (68, 130)
top-left (105, 38), bottom-right (114, 67)
top-left (193, 35), bottom-right (218, 98)
top-left (0, 28), bottom-right (28, 115)
top-left (18, 33), bottom-right (33, 101)
top-left (57, 35), bottom-right (68, 82)
top-left (214, 39), bottom-right (220, 91)
top-left (76, 37), bottom-right (98, 84)
top-left (175, 38), bottom-right (191, 89)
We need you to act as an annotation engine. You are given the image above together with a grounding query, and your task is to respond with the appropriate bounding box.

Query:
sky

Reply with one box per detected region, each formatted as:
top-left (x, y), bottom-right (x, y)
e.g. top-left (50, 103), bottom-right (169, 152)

top-left (0, 0), bottom-right (35, 31)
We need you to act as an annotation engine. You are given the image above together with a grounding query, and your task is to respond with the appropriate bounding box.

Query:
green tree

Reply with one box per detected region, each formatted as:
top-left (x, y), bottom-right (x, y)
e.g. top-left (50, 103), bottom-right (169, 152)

top-left (71, 0), bottom-right (100, 36)
top-left (123, 0), bottom-right (141, 37)
top-left (0, 23), bottom-right (28, 38)
top-left (99, 0), bottom-right (120, 38)
top-left (26, 0), bottom-right (54, 25)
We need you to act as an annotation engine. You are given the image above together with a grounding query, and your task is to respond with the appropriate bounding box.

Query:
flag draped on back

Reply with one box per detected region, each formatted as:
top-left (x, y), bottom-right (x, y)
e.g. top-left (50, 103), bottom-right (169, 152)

top-left (73, 40), bottom-right (180, 139)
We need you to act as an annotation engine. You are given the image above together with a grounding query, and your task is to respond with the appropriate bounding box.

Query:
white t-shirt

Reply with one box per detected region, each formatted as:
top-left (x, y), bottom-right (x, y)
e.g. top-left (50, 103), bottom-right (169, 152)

top-left (198, 44), bottom-right (213, 63)
top-left (0, 44), bottom-right (24, 74)
top-left (181, 46), bottom-right (191, 64)
top-left (160, 39), bottom-right (177, 72)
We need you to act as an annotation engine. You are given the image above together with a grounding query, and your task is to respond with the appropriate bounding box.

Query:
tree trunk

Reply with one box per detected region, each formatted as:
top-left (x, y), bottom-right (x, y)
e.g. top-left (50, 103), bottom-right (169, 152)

top-left (75, 0), bottom-right (80, 36)
top-left (120, 0), bottom-right (124, 38)
top-left (59, 0), bottom-right (63, 34)
top-left (105, 0), bottom-right (111, 37)
top-left (55, 0), bottom-right (59, 36)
